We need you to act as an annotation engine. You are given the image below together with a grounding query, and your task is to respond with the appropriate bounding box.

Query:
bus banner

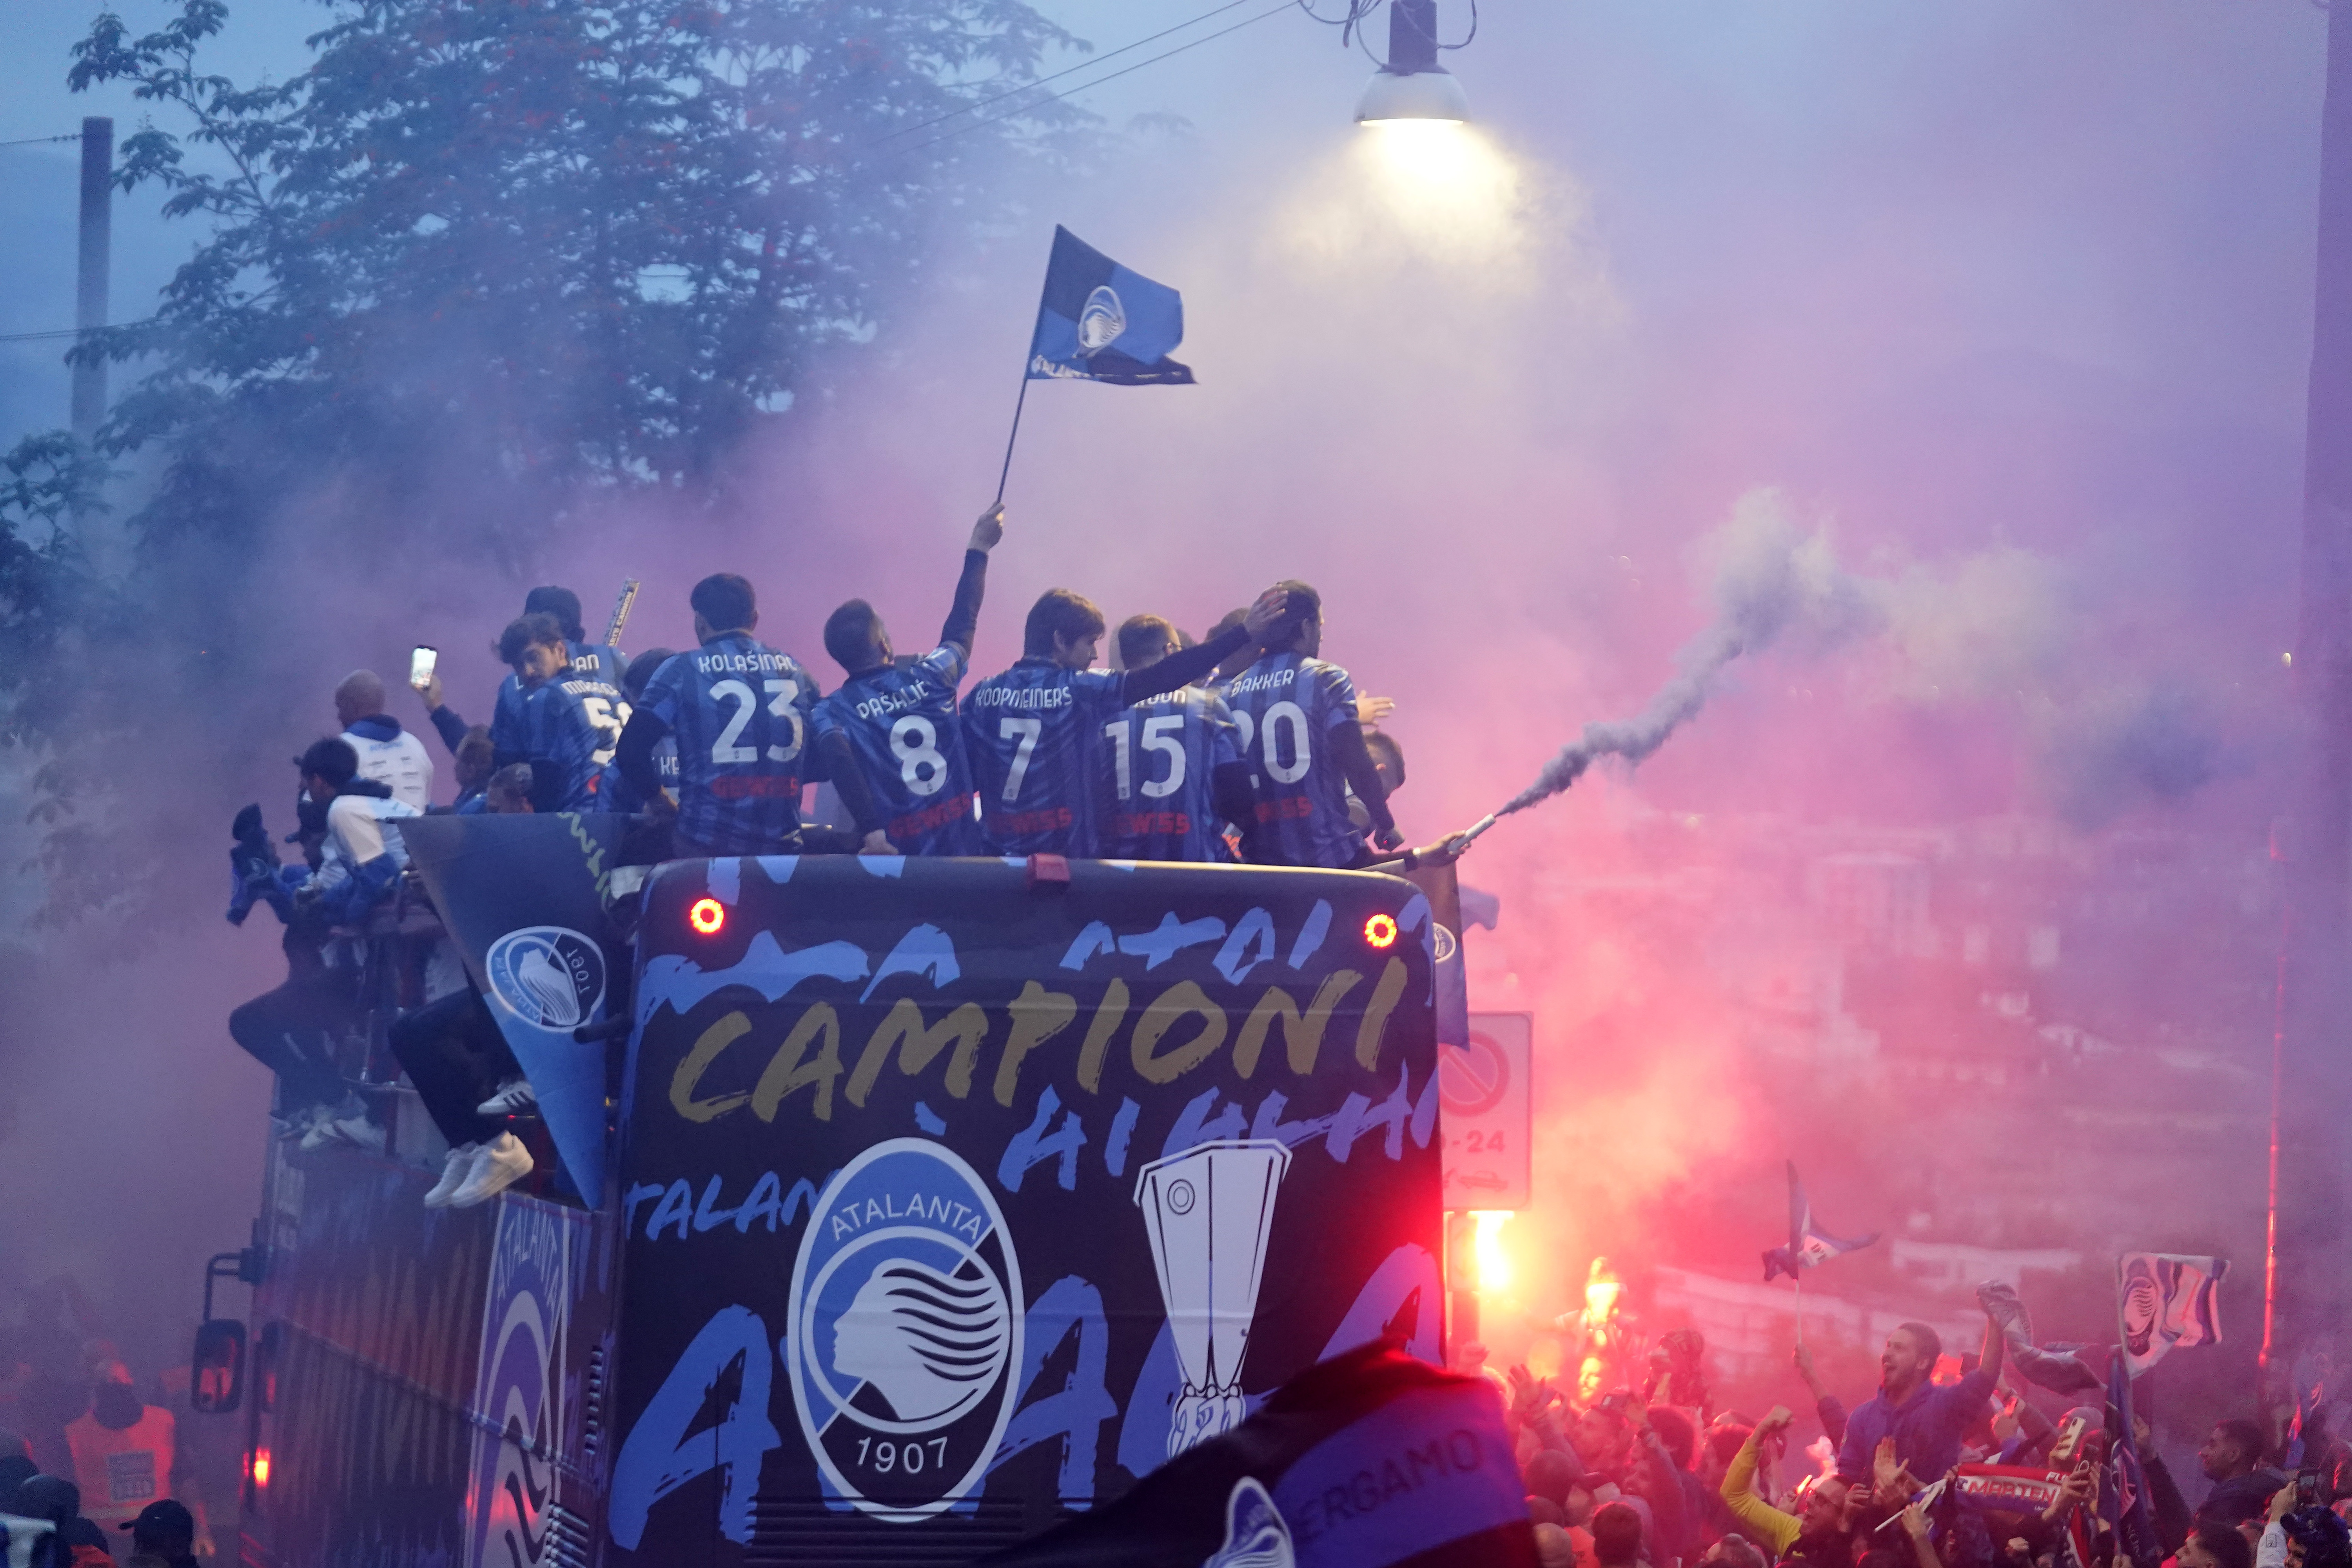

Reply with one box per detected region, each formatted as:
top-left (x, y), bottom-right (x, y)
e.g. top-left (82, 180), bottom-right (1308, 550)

top-left (607, 855), bottom-right (1446, 1562)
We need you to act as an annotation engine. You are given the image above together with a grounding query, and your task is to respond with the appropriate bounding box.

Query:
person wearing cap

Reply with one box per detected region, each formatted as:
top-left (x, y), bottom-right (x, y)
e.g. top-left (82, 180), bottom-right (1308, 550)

top-left (5, 1472), bottom-right (114, 1566)
top-left (65, 1361), bottom-right (208, 1552)
top-left (121, 1498), bottom-right (201, 1568)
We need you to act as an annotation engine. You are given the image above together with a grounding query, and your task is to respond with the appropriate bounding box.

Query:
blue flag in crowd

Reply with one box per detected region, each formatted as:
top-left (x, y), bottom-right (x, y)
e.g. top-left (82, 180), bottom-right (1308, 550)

top-left (1763, 1160), bottom-right (1879, 1281)
top-left (1026, 225), bottom-right (1196, 386)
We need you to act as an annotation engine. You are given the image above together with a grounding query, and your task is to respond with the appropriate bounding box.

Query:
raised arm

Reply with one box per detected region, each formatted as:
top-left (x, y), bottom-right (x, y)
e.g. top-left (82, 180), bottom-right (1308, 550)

top-left (1113, 586), bottom-right (1289, 704)
top-left (939, 504), bottom-right (1004, 659)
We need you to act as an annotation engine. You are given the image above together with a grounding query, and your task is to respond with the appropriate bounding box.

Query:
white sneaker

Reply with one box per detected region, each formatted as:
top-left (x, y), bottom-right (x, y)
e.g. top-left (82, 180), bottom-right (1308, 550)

top-left (448, 1133), bottom-right (533, 1208)
top-left (298, 1106), bottom-right (345, 1151)
top-left (423, 1143), bottom-right (479, 1208)
top-left (476, 1078), bottom-right (538, 1118)
top-left (311, 1113), bottom-right (385, 1154)
top-left (275, 1104), bottom-right (330, 1141)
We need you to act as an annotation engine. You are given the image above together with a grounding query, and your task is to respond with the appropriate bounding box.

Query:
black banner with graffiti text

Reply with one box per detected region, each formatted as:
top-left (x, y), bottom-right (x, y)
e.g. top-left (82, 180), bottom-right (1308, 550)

top-left (606, 855), bottom-right (1445, 1565)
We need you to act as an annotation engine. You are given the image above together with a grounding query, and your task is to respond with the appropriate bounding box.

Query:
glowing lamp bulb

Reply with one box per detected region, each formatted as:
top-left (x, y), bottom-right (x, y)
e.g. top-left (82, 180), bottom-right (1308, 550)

top-left (1364, 913), bottom-right (1399, 949)
top-left (1471, 1210), bottom-right (1513, 1294)
top-left (688, 897), bottom-right (726, 935)
top-left (250, 1447), bottom-right (271, 1488)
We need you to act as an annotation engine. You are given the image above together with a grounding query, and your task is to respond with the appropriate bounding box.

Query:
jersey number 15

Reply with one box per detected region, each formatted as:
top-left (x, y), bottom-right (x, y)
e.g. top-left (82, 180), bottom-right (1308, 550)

top-left (1104, 716), bottom-right (1185, 801)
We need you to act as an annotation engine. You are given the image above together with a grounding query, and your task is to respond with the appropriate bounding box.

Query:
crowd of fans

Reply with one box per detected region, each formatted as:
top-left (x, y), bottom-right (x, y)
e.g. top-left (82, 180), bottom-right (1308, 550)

top-left (1478, 1291), bottom-right (2350, 1568)
top-left (2, 1313), bottom-right (208, 1568)
top-left (222, 505), bottom-right (1450, 1211)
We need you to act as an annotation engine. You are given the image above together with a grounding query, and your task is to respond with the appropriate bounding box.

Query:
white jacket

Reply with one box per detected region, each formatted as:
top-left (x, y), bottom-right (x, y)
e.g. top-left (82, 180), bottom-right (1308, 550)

top-left (342, 720), bottom-right (436, 809)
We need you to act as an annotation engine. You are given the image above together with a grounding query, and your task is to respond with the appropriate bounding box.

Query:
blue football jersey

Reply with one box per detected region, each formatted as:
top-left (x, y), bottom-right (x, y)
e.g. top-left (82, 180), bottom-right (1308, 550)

top-left (640, 633), bottom-right (818, 854)
top-left (492, 639), bottom-right (626, 758)
top-left (811, 646), bottom-right (982, 855)
top-left (595, 733), bottom-right (676, 814)
top-left (961, 658), bottom-right (1129, 856)
top-left (1095, 685), bottom-right (1243, 862)
top-left (523, 672), bottom-right (629, 812)
top-left (1219, 653), bottom-right (1365, 868)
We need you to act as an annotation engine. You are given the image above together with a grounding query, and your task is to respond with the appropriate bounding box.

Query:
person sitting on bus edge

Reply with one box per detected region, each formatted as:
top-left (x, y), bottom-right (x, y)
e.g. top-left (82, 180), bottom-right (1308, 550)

top-left (334, 668), bottom-right (434, 809)
top-left (391, 982), bottom-right (538, 1210)
top-left (1095, 613), bottom-right (1256, 863)
top-left (1219, 581), bottom-right (1402, 868)
top-left (812, 503), bottom-right (1006, 855)
top-left (960, 584), bottom-right (1292, 858)
top-left (493, 613), bottom-right (626, 813)
top-left (614, 573), bottom-right (824, 857)
top-left (227, 738), bottom-right (415, 1153)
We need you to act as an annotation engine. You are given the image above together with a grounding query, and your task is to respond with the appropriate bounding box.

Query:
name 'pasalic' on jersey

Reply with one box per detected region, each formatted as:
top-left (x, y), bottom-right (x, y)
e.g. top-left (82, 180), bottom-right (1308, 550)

top-left (1094, 685), bottom-right (1243, 862)
top-left (1219, 652), bottom-right (1364, 868)
top-left (811, 645), bottom-right (982, 855)
top-left (961, 659), bottom-right (1134, 856)
top-left (638, 633), bottom-right (819, 854)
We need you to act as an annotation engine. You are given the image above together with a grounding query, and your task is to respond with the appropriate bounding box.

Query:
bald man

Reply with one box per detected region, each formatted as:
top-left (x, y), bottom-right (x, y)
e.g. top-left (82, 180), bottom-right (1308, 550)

top-left (336, 669), bottom-right (435, 809)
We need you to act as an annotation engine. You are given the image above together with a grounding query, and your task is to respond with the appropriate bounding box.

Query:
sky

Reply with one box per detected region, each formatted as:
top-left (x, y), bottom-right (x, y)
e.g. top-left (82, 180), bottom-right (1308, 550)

top-left (0, 0), bottom-right (2330, 1409)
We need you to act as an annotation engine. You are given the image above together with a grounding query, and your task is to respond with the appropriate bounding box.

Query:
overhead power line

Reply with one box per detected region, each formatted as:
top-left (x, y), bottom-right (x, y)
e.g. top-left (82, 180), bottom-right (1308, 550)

top-left (0, 134), bottom-right (78, 149)
top-left (876, 0), bottom-right (1267, 147)
top-left (900, 0), bottom-right (1298, 158)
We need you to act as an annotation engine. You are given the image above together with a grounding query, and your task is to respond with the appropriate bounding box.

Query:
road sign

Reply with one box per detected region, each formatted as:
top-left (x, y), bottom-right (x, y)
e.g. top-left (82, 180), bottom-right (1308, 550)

top-left (1441, 1012), bottom-right (1530, 1210)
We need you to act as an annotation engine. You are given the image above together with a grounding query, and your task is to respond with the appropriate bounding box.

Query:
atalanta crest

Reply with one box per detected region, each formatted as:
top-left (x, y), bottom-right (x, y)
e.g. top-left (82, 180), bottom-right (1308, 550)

top-left (787, 1138), bottom-right (1024, 1522)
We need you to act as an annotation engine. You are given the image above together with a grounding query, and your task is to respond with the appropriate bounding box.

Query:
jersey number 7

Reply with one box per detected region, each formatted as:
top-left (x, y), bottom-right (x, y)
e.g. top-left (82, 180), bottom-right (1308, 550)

top-left (999, 717), bottom-right (1041, 801)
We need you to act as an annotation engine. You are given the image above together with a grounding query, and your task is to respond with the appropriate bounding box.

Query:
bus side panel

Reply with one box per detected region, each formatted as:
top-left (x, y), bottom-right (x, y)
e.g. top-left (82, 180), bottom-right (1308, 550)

top-left (460, 1196), bottom-right (617, 1568)
top-left (606, 858), bottom-right (1444, 1565)
top-left (247, 1148), bottom-right (492, 1567)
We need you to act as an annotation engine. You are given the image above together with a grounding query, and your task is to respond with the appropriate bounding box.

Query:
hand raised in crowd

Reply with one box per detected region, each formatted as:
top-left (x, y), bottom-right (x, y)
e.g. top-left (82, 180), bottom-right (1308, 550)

top-left (1357, 693), bottom-right (1397, 726)
top-left (1794, 1342), bottom-right (1824, 1392)
top-left (2044, 1459), bottom-right (2097, 1522)
top-left (412, 668), bottom-right (445, 710)
top-left (1875, 1436), bottom-right (1920, 1507)
top-left (1993, 1394), bottom-right (2024, 1442)
top-left (2272, 1481), bottom-right (2301, 1525)
top-left (1508, 1364), bottom-right (1559, 1421)
top-left (1901, 1500), bottom-right (1935, 1542)
top-left (1241, 586), bottom-right (1292, 641)
top-left (969, 501), bottom-right (1006, 554)
top-left (1757, 1404), bottom-right (1796, 1436)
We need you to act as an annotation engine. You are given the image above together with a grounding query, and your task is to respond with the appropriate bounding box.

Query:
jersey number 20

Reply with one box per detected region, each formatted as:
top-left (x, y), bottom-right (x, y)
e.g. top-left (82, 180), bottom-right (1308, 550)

top-left (1232, 700), bottom-right (1311, 786)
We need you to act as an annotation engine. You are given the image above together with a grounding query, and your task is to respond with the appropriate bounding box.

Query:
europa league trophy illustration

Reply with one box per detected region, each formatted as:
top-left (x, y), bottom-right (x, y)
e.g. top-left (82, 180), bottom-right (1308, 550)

top-left (1134, 1140), bottom-right (1293, 1457)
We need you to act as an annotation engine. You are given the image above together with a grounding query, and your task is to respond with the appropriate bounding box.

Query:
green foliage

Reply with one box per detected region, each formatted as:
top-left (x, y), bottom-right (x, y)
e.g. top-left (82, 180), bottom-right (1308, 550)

top-left (1, 0), bottom-right (1087, 930)
top-left (67, 0), bottom-right (1086, 545)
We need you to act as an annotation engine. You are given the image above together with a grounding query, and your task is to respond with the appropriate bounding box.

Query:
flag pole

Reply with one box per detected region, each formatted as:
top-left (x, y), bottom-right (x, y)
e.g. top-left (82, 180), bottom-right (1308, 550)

top-left (1794, 1269), bottom-right (1805, 1350)
top-left (992, 369), bottom-right (1033, 508)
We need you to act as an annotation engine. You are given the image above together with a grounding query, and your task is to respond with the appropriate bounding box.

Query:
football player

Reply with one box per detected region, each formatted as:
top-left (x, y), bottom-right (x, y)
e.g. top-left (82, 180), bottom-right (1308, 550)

top-left (812, 503), bottom-right (1005, 855)
top-left (1220, 581), bottom-right (1401, 868)
top-left (490, 585), bottom-right (628, 760)
top-left (615, 573), bottom-right (824, 857)
top-left (493, 613), bottom-right (627, 813)
top-left (963, 585), bottom-right (1290, 857)
top-left (1096, 614), bottom-right (1256, 862)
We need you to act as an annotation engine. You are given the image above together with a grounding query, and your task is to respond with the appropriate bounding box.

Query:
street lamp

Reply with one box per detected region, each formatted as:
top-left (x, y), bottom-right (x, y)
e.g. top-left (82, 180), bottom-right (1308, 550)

top-left (1355, 0), bottom-right (1470, 125)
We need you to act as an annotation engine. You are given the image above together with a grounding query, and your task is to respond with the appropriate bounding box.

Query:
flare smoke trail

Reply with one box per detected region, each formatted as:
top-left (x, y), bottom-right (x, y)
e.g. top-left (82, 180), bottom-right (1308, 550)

top-left (1496, 488), bottom-right (1868, 818)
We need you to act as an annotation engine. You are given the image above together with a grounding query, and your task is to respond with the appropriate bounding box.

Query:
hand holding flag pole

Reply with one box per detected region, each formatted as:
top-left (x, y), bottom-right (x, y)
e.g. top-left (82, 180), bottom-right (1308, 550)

top-left (995, 225), bottom-right (1196, 506)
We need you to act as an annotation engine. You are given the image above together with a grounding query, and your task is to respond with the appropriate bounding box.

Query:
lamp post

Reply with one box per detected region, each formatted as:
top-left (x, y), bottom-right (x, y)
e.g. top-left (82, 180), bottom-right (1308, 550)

top-left (1354, 0), bottom-right (1470, 125)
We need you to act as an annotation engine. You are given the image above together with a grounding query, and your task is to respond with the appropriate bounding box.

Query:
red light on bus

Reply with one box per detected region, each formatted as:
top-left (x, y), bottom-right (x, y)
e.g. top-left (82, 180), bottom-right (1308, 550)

top-left (688, 898), bottom-right (726, 935)
top-left (250, 1447), bottom-right (271, 1488)
top-left (1363, 913), bottom-right (1398, 949)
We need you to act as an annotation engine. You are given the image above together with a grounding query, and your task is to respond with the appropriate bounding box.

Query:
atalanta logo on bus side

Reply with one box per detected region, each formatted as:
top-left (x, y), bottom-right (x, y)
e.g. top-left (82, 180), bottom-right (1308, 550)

top-left (485, 926), bottom-right (605, 1031)
top-left (786, 1138), bottom-right (1024, 1523)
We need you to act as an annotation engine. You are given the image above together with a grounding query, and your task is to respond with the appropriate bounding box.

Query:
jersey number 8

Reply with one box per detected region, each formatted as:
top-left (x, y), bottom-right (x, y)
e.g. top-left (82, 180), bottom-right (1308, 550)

top-left (892, 715), bottom-right (950, 797)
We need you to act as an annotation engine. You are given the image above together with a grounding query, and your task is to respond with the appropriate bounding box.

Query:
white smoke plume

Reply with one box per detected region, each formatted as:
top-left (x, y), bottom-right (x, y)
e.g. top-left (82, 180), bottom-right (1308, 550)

top-left (1498, 488), bottom-right (1871, 816)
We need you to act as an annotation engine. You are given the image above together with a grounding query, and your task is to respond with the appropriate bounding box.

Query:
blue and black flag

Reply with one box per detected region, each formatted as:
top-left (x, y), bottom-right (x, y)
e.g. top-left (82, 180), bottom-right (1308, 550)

top-left (1026, 225), bottom-right (1196, 385)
